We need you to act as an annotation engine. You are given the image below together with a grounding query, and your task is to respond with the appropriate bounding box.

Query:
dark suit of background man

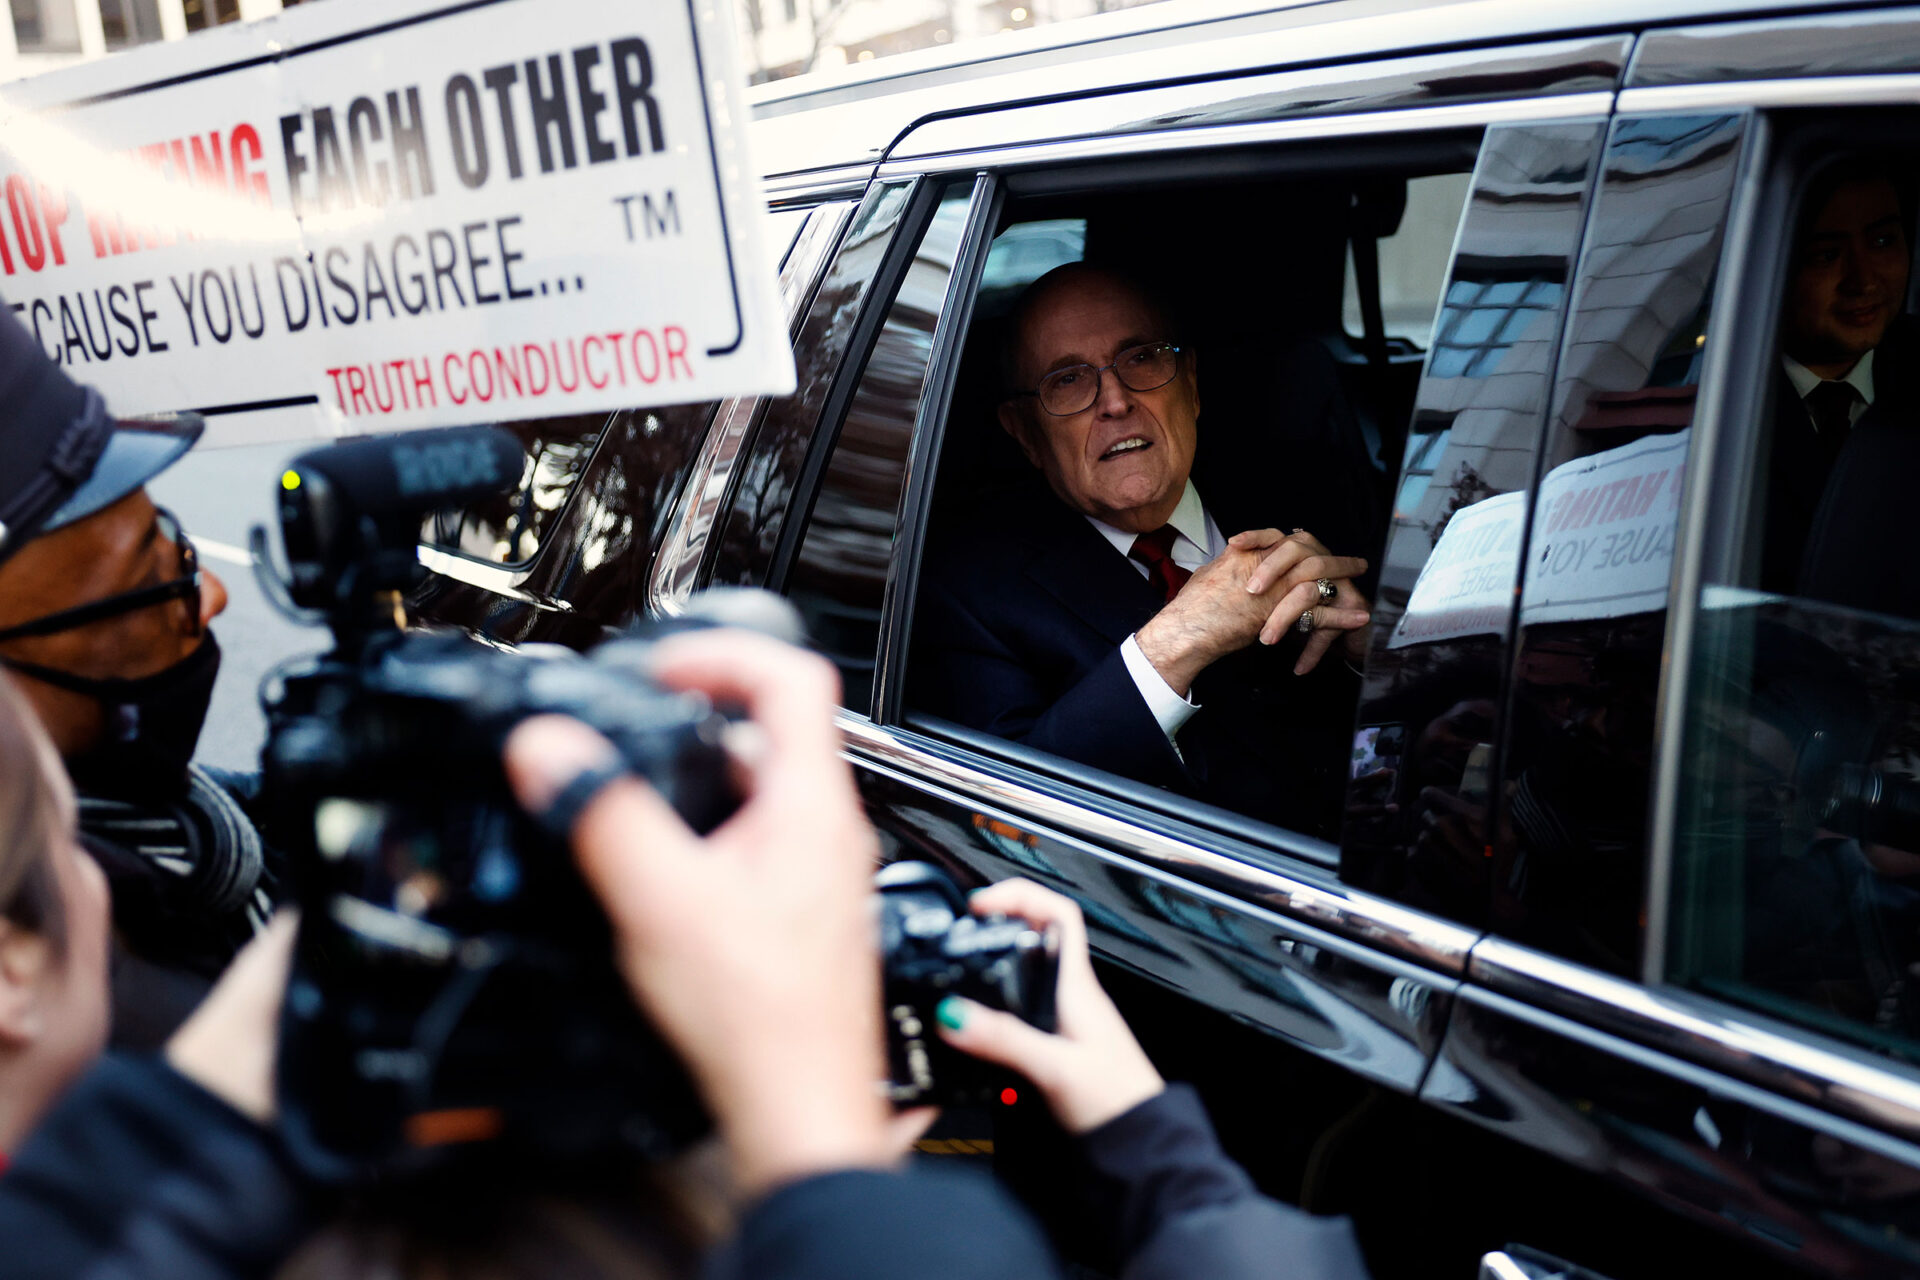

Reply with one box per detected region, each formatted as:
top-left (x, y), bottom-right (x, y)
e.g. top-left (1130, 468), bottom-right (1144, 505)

top-left (914, 264), bottom-right (1376, 838)
top-left (1765, 158), bottom-right (1918, 609)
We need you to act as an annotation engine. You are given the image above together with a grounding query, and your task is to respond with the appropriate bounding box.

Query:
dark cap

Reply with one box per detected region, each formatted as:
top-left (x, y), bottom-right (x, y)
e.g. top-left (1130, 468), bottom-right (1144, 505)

top-left (0, 300), bottom-right (202, 568)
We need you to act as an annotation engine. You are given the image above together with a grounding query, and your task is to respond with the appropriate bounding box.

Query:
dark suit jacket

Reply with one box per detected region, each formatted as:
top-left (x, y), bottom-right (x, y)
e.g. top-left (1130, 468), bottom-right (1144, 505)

top-left (1766, 320), bottom-right (1919, 607)
top-left (913, 344), bottom-right (1379, 838)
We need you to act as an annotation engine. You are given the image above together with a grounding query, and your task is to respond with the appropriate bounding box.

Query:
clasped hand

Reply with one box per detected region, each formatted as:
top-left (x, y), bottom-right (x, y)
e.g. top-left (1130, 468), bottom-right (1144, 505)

top-left (1136, 528), bottom-right (1371, 693)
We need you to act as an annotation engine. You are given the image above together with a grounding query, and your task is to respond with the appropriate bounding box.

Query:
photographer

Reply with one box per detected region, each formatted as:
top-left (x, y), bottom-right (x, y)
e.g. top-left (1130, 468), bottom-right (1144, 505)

top-left (934, 881), bottom-right (1373, 1280)
top-left (0, 631), bottom-right (1058, 1280)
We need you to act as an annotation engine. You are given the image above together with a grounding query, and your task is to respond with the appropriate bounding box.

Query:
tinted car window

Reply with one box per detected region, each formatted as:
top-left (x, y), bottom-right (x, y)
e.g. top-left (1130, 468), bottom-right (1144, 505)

top-left (421, 415), bottom-right (606, 566)
top-left (1670, 139), bottom-right (1920, 1058)
top-left (1491, 113), bottom-right (1746, 975)
top-left (709, 181), bottom-right (919, 587)
top-left (418, 210), bottom-right (811, 571)
top-left (787, 185), bottom-right (976, 714)
top-left (1346, 121), bottom-right (1607, 919)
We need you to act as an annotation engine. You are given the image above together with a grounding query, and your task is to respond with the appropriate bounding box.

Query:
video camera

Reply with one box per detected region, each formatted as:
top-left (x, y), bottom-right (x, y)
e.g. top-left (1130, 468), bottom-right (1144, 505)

top-left (256, 426), bottom-right (1056, 1183)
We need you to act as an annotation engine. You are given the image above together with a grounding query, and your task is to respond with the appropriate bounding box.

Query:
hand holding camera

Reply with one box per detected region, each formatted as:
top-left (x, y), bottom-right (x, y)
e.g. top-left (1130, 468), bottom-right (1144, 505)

top-left (504, 631), bottom-right (897, 1197)
top-left (932, 879), bottom-right (1163, 1135)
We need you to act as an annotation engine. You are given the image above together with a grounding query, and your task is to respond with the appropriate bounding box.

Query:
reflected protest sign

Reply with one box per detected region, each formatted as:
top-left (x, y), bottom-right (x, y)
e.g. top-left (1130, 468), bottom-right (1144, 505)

top-left (1388, 430), bottom-right (1690, 648)
top-left (1386, 489), bottom-right (1525, 649)
top-left (0, 0), bottom-right (792, 445)
top-left (1520, 430), bottom-right (1688, 626)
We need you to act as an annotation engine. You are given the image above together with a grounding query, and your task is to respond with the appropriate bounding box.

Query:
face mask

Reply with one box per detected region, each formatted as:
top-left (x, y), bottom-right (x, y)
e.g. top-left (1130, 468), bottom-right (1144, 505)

top-left (3, 634), bottom-right (221, 801)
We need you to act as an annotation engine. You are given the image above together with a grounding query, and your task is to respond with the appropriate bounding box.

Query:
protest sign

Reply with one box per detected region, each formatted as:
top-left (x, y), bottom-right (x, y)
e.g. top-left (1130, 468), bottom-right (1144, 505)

top-left (0, 0), bottom-right (792, 445)
top-left (1388, 430), bottom-right (1691, 648)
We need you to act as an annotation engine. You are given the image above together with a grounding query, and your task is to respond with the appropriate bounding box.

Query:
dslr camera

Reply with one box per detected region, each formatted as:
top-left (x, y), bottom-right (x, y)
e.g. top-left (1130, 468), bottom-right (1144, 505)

top-left (255, 427), bottom-right (1057, 1182)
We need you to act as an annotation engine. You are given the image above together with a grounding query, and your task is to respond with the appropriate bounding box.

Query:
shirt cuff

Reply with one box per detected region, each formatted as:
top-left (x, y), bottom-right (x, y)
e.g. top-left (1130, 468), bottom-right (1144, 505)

top-left (1121, 634), bottom-right (1199, 742)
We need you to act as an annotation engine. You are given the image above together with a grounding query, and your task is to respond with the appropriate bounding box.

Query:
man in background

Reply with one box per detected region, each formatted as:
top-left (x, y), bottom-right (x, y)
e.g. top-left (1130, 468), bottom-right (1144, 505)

top-left (0, 303), bottom-right (264, 1046)
top-left (1766, 157), bottom-right (1917, 605)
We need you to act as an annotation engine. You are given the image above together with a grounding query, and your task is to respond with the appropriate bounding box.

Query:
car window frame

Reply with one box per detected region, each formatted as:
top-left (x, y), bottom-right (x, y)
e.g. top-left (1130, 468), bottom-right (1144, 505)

top-left (861, 132), bottom-right (1533, 879)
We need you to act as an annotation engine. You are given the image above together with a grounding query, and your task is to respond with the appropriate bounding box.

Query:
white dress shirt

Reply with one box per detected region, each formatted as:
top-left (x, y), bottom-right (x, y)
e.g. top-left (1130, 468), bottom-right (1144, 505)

top-left (1084, 481), bottom-right (1222, 747)
top-left (1782, 349), bottom-right (1876, 429)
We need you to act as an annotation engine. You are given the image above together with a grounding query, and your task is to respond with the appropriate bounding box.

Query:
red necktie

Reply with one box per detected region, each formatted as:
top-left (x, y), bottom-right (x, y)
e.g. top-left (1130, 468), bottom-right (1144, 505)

top-left (1129, 525), bottom-right (1192, 605)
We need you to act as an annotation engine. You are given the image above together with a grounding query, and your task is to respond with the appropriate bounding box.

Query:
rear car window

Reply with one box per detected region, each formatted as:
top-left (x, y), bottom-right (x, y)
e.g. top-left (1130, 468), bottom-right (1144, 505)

top-left (1343, 171), bottom-right (1473, 346)
top-left (420, 414), bottom-right (606, 566)
top-left (1669, 137), bottom-right (1920, 1060)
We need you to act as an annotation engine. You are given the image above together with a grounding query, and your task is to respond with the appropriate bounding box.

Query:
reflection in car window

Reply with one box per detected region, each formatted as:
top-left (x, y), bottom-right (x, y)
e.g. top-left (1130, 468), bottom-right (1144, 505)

top-left (1484, 113), bottom-right (1743, 976)
top-left (1347, 122), bottom-right (1606, 924)
top-left (786, 186), bottom-right (976, 714)
top-left (421, 414), bottom-right (606, 566)
top-left (417, 211), bottom-right (814, 572)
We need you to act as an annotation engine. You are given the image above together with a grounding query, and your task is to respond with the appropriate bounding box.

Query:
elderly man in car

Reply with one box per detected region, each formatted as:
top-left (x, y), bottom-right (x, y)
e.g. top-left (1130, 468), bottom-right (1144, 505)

top-left (914, 263), bottom-right (1377, 837)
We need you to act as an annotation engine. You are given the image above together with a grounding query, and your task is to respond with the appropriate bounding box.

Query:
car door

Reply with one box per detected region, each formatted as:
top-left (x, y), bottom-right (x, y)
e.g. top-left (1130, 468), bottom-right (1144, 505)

top-left (669, 38), bottom-right (1637, 1269)
top-left (1427, 10), bottom-right (1920, 1277)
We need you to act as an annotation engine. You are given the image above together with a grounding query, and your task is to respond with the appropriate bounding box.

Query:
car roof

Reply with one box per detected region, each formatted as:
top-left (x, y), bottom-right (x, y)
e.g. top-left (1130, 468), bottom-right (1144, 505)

top-left (744, 0), bottom-right (1863, 182)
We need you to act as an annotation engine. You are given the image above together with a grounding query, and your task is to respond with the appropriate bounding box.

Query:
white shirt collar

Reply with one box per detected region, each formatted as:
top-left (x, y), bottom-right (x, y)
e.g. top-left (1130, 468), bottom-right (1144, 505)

top-left (1782, 348), bottom-right (1876, 407)
top-left (1086, 481), bottom-right (1212, 560)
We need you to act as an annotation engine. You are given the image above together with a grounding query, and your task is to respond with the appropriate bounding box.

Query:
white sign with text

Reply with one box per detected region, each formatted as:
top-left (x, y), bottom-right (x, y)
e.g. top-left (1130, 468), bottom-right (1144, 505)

top-left (0, 0), bottom-right (792, 444)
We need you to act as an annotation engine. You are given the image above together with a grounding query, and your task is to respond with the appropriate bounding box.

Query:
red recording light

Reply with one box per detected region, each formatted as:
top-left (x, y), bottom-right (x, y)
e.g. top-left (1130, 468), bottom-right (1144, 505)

top-left (1000, 1086), bottom-right (1019, 1106)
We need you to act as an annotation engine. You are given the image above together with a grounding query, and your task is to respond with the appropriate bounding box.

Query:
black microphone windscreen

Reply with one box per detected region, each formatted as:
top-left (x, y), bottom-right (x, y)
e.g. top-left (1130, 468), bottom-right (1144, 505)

top-left (289, 426), bottom-right (523, 518)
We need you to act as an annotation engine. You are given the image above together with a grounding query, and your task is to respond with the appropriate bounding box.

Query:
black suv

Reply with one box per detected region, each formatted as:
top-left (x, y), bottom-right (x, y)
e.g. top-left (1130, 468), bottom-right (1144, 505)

top-left (409, 3), bottom-right (1920, 1275)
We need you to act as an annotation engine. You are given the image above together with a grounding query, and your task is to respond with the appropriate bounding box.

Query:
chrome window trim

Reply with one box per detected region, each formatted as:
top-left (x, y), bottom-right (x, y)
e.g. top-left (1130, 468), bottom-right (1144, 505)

top-left (1627, 8), bottom-right (1920, 88)
top-left (837, 716), bottom-right (1480, 973)
top-left (740, 0), bottom-right (1843, 181)
top-left (1441, 982), bottom-right (1920, 1177)
top-left (647, 201), bottom-right (854, 617)
top-left (874, 94), bottom-right (1615, 178)
top-left (1640, 110), bottom-right (1768, 985)
top-left (414, 545), bottom-right (562, 608)
top-left (1620, 75), bottom-right (1920, 114)
top-left (1470, 935), bottom-right (1920, 1147)
top-left (889, 36), bottom-right (1627, 162)
top-left (763, 164), bottom-right (875, 206)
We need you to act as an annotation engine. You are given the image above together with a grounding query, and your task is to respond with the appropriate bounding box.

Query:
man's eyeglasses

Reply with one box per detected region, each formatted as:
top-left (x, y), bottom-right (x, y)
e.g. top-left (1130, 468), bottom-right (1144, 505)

top-left (0, 508), bottom-right (203, 644)
top-left (1011, 342), bottom-right (1185, 417)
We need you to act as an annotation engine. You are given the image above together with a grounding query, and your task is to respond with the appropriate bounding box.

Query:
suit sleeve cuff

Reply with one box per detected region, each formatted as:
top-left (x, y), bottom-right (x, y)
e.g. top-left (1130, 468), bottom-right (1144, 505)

top-left (1121, 634), bottom-right (1198, 742)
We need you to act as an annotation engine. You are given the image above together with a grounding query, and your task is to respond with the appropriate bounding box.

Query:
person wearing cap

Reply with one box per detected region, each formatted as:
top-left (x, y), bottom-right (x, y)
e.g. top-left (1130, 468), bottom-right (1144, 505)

top-left (0, 301), bottom-right (266, 1047)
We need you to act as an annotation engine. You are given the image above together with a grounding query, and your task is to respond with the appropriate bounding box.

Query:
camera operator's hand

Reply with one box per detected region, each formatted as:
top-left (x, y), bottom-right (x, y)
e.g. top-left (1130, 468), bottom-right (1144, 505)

top-left (504, 632), bottom-right (892, 1199)
top-left (935, 880), bottom-right (1163, 1134)
top-left (164, 911), bottom-right (297, 1124)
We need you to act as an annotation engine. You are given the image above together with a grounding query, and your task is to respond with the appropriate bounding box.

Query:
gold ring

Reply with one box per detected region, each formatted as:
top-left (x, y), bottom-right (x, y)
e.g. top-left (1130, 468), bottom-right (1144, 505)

top-left (1295, 608), bottom-right (1315, 634)
top-left (1316, 578), bottom-right (1336, 604)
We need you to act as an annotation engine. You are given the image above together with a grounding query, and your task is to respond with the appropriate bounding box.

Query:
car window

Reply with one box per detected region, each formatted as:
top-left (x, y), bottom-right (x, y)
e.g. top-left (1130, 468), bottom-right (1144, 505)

top-left (903, 137), bottom-right (1491, 855)
top-left (1343, 172), bottom-right (1473, 346)
top-left (708, 182), bottom-right (919, 588)
top-left (1346, 122), bottom-right (1608, 916)
top-left (1490, 113), bottom-right (1745, 975)
top-left (785, 185), bottom-right (977, 715)
top-left (1669, 137), bottom-right (1920, 1058)
top-left (420, 414), bottom-right (609, 566)
top-left (419, 209), bottom-right (811, 570)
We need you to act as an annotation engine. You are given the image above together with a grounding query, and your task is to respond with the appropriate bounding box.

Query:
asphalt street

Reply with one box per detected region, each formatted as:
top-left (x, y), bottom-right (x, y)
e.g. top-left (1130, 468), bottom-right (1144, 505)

top-left (150, 441), bottom-right (322, 774)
